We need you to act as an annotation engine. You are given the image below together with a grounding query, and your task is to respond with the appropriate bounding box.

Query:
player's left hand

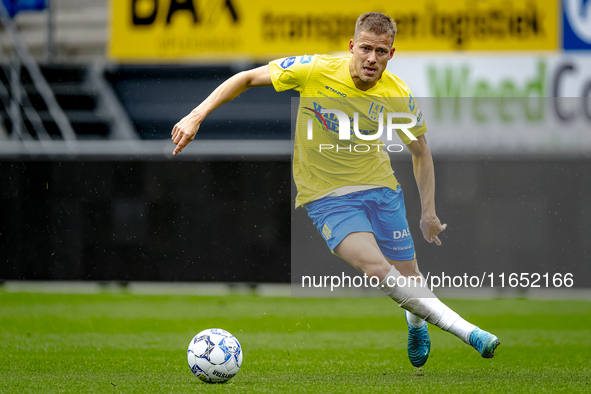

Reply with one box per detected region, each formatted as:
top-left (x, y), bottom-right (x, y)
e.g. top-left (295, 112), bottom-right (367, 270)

top-left (420, 215), bottom-right (447, 245)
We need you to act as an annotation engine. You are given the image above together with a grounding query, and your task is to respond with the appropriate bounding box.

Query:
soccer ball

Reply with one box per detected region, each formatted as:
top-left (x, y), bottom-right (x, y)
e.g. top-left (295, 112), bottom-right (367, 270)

top-left (187, 328), bottom-right (243, 383)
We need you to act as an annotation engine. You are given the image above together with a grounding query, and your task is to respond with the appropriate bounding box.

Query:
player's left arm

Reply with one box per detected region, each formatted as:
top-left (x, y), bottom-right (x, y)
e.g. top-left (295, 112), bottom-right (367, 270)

top-left (406, 134), bottom-right (447, 245)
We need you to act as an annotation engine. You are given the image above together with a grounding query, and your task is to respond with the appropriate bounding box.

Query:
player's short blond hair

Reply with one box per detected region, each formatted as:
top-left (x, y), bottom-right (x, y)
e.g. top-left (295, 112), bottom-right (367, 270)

top-left (354, 12), bottom-right (397, 46)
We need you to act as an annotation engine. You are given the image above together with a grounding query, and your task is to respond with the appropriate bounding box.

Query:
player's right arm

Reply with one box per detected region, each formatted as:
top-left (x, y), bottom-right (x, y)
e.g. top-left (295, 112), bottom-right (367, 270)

top-left (171, 65), bottom-right (272, 155)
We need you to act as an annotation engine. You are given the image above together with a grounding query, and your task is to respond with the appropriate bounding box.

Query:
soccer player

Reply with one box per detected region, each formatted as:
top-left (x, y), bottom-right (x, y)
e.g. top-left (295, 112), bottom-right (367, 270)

top-left (171, 12), bottom-right (500, 367)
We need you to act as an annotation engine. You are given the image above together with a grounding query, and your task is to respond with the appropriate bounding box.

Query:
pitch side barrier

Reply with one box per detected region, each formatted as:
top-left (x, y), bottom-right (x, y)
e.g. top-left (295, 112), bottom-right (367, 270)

top-left (0, 140), bottom-right (292, 160)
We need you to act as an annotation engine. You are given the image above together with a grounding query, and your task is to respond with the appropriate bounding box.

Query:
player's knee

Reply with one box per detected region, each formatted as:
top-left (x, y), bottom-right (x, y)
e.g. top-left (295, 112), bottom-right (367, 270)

top-left (365, 264), bottom-right (391, 281)
top-left (390, 259), bottom-right (420, 279)
top-left (348, 256), bottom-right (390, 281)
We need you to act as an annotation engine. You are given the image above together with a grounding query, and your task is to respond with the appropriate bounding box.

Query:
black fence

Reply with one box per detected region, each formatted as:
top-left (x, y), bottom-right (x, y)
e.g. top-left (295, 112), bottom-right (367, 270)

top-left (0, 160), bottom-right (290, 282)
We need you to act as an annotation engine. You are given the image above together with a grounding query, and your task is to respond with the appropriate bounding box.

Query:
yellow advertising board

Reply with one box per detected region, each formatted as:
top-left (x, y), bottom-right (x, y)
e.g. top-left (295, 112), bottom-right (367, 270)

top-left (109, 0), bottom-right (558, 61)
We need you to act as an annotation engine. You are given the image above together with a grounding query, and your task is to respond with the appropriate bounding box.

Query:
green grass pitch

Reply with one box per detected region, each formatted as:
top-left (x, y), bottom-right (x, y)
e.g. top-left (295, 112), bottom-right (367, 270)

top-left (1, 291), bottom-right (590, 393)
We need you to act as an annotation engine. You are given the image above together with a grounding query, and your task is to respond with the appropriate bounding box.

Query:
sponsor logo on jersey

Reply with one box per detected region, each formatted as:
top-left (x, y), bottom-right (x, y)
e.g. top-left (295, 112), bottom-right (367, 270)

top-left (322, 222), bottom-right (332, 240)
top-left (300, 55), bottom-right (313, 64)
top-left (563, 0), bottom-right (591, 49)
top-left (415, 109), bottom-right (424, 126)
top-left (304, 102), bottom-right (375, 138)
top-left (279, 56), bottom-right (296, 69)
top-left (325, 85), bottom-right (347, 97)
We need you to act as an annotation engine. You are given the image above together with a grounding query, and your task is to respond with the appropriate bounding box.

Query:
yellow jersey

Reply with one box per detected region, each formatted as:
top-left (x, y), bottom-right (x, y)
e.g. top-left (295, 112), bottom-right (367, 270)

top-left (269, 54), bottom-right (427, 208)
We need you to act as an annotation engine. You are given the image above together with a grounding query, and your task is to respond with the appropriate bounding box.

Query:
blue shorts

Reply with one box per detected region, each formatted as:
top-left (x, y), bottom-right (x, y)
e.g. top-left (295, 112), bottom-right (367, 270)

top-left (304, 187), bottom-right (415, 261)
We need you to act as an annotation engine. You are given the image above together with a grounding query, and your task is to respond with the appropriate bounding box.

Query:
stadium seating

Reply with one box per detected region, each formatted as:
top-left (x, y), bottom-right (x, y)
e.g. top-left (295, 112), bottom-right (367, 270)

top-left (0, 64), bottom-right (136, 140)
top-left (0, 0), bottom-right (106, 62)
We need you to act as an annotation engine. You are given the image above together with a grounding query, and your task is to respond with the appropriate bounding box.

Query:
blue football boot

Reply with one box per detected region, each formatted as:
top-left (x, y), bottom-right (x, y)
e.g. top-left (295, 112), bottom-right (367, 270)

top-left (406, 313), bottom-right (431, 367)
top-left (469, 327), bottom-right (500, 358)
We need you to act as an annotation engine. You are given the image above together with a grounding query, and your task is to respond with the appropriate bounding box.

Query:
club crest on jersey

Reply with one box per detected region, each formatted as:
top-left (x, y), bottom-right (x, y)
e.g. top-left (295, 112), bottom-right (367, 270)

top-left (279, 57), bottom-right (296, 69)
top-left (408, 93), bottom-right (416, 111)
top-left (322, 222), bottom-right (332, 240)
top-left (368, 103), bottom-right (385, 122)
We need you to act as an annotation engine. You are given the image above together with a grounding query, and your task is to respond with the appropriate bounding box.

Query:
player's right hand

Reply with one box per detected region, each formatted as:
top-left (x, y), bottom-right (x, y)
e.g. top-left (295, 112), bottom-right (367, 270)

top-left (171, 112), bottom-right (202, 155)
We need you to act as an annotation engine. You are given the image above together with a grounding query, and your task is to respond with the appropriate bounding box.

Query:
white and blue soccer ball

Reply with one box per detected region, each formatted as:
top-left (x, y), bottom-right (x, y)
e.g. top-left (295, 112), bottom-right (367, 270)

top-left (187, 328), bottom-right (243, 383)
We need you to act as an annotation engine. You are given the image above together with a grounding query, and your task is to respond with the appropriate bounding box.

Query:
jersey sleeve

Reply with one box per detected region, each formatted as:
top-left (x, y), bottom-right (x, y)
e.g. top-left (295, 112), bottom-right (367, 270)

top-left (397, 92), bottom-right (427, 145)
top-left (392, 91), bottom-right (427, 145)
top-left (268, 55), bottom-right (316, 92)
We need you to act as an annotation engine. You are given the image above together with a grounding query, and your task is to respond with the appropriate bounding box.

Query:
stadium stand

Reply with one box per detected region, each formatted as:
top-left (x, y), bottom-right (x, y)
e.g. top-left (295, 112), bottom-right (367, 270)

top-left (0, 0), bottom-right (106, 62)
top-left (0, 0), bottom-right (137, 144)
top-left (0, 0), bottom-right (293, 148)
top-left (104, 65), bottom-right (294, 140)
